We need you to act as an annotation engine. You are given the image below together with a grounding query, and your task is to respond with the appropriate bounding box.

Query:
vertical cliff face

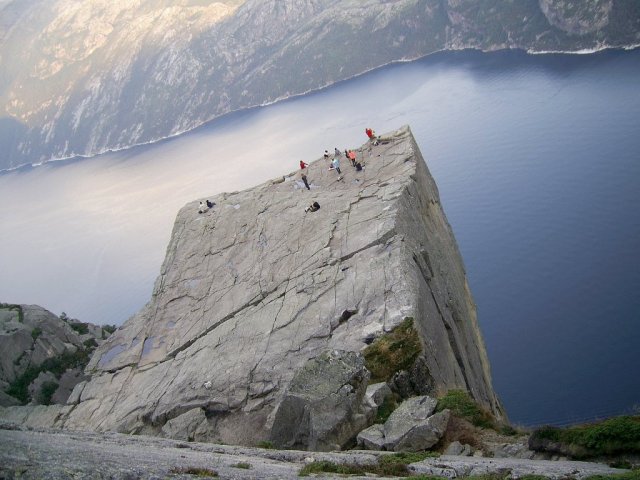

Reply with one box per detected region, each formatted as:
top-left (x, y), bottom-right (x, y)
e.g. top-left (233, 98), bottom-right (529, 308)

top-left (57, 126), bottom-right (501, 446)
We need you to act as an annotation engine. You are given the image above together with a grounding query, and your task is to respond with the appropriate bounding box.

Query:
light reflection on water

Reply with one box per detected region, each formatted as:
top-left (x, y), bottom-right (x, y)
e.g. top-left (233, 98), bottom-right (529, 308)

top-left (1, 49), bottom-right (639, 426)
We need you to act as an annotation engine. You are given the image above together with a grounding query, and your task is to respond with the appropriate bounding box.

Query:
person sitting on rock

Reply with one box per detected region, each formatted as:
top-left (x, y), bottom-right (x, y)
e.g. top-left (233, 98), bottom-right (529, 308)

top-left (198, 201), bottom-right (208, 214)
top-left (299, 160), bottom-right (309, 169)
top-left (323, 150), bottom-right (330, 160)
top-left (355, 161), bottom-right (363, 171)
top-left (206, 200), bottom-right (215, 208)
top-left (305, 201), bottom-right (320, 213)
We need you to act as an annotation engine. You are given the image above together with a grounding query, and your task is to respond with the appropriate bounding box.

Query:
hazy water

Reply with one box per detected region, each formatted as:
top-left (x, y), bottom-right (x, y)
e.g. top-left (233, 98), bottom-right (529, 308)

top-left (1, 49), bottom-right (639, 426)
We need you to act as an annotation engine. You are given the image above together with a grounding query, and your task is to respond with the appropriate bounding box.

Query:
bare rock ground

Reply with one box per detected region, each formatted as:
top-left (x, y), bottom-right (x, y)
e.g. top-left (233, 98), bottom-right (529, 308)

top-left (0, 424), bottom-right (627, 480)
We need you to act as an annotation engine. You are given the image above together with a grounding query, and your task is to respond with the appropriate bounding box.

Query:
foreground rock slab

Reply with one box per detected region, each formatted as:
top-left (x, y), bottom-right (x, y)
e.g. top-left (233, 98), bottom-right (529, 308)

top-left (409, 455), bottom-right (626, 479)
top-left (0, 426), bottom-right (627, 480)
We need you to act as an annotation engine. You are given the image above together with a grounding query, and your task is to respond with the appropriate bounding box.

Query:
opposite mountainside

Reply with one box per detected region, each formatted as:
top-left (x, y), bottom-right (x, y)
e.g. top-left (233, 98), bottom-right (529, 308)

top-left (1, 0), bottom-right (639, 170)
top-left (1, 126), bottom-right (504, 449)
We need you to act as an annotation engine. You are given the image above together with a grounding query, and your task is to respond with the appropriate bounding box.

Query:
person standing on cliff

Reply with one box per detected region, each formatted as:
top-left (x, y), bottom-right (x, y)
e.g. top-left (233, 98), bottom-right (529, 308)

top-left (298, 170), bottom-right (311, 190)
top-left (331, 156), bottom-right (341, 175)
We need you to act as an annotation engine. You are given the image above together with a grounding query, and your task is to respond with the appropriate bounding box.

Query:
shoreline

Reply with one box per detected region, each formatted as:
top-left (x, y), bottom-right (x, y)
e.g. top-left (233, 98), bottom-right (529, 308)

top-left (2, 44), bottom-right (638, 175)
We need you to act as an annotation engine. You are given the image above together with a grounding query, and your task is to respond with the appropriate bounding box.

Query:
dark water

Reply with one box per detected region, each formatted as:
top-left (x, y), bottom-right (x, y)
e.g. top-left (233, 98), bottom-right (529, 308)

top-left (1, 49), bottom-right (639, 426)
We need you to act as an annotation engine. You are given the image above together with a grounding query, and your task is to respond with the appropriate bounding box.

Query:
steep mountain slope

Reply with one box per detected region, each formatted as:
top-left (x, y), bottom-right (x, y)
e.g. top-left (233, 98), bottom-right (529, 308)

top-left (0, 0), bottom-right (638, 169)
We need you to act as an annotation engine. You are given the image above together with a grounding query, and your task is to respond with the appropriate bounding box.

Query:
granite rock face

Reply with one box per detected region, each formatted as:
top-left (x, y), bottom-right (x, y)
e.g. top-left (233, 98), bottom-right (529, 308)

top-left (4, 126), bottom-right (502, 447)
top-left (270, 350), bottom-right (372, 451)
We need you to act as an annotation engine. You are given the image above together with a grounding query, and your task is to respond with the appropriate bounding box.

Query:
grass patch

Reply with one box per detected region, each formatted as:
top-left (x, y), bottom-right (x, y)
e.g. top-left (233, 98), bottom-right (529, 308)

top-left (299, 461), bottom-right (368, 476)
top-left (436, 390), bottom-right (495, 429)
top-left (299, 453), bottom-right (440, 478)
top-left (37, 380), bottom-right (59, 405)
top-left (0, 303), bottom-right (24, 322)
top-left (376, 395), bottom-right (398, 423)
top-left (31, 327), bottom-right (42, 340)
top-left (257, 440), bottom-right (275, 449)
top-left (530, 415), bottom-right (640, 458)
top-left (231, 462), bottom-right (251, 469)
top-left (169, 466), bottom-right (218, 477)
top-left (363, 317), bottom-right (422, 383)
top-left (585, 472), bottom-right (640, 480)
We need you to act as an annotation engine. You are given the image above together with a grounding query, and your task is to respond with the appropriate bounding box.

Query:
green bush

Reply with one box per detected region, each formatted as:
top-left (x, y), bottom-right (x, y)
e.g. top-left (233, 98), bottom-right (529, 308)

top-left (231, 462), bottom-right (251, 469)
top-left (5, 348), bottom-right (91, 404)
top-left (363, 317), bottom-right (422, 383)
top-left (37, 381), bottom-right (59, 405)
top-left (69, 322), bottom-right (89, 335)
top-left (31, 327), bottom-right (42, 340)
top-left (376, 395), bottom-right (398, 424)
top-left (531, 416), bottom-right (640, 458)
top-left (436, 390), bottom-right (495, 429)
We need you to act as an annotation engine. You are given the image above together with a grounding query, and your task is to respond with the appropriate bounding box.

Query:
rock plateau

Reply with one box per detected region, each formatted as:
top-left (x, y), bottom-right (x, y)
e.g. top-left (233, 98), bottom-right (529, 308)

top-left (1, 126), bottom-right (503, 450)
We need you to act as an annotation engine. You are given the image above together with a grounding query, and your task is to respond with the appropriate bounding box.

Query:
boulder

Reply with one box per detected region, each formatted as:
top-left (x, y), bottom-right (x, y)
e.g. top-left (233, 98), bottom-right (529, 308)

top-left (444, 440), bottom-right (473, 456)
top-left (161, 408), bottom-right (209, 441)
top-left (382, 395), bottom-right (438, 449)
top-left (269, 350), bottom-right (372, 451)
top-left (364, 382), bottom-right (392, 409)
top-left (357, 423), bottom-right (385, 450)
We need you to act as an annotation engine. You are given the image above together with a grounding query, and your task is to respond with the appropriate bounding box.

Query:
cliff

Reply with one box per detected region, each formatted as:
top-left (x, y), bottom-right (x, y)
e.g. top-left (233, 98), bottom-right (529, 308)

top-left (1, 126), bottom-right (502, 448)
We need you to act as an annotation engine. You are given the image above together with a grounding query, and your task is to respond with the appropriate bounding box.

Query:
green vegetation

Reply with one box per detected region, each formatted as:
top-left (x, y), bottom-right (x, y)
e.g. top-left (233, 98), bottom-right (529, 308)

top-left (102, 324), bottom-right (117, 337)
top-left (363, 317), bottom-right (422, 383)
top-left (299, 452), bottom-right (440, 477)
top-left (0, 303), bottom-right (24, 322)
top-left (69, 322), bottom-right (89, 335)
top-left (436, 390), bottom-right (495, 429)
top-left (230, 462), bottom-right (251, 469)
top-left (31, 327), bottom-right (42, 340)
top-left (257, 441), bottom-right (275, 449)
top-left (169, 466), bottom-right (218, 477)
top-left (584, 470), bottom-right (640, 480)
top-left (376, 395), bottom-right (398, 424)
top-left (37, 380), bottom-right (59, 405)
top-left (5, 348), bottom-right (91, 404)
top-left (530, 415), bottom-right (640, 459)
top-left (83, 338), bottom-right (98, 349)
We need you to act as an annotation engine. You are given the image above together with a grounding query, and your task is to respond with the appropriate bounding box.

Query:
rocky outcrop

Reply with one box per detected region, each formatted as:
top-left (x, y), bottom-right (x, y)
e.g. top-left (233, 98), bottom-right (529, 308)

top-left (539, 0), bottom-right (613, 35)
top-left (270, 350), bottom-right (372, 451)
top-left (2, 126), bottom-right (502, 448)
top-left (0, 304), bottom-right (107, 406)
top-left (357, 395), bottom-right (450, 452)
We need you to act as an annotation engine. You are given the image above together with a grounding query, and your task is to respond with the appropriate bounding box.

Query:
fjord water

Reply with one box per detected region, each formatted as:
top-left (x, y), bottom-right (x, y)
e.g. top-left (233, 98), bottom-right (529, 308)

top-left (1, 49), bottom-right (639, 427)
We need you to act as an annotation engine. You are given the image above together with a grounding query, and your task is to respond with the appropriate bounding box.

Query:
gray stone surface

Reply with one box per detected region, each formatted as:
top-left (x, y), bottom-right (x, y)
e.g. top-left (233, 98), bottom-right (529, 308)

top-left (161, 407), bottom-right (209, 442)
top-left (409, 454), bottom-right (626, 479)
top-left (2, 126), bottom-right (502, 448)
top-left (444, 440), bottom-right (473, 456)
top-left (0, 426), bottom-right (629, 480)
top-left (0, 304), bottom-right (104, 404)
top-left (365, 382), bottom-right (392, 409)
top-left (270, 350), bottom-right (372, 451)
top-left (382, 395), bottom-right (439, 449)
top-left (357, 423), bottom-right (385, 450)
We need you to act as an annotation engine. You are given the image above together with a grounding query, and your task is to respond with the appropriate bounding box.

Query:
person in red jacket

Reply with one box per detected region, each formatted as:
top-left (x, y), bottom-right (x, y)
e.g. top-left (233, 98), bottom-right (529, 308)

top-left (299, 160), bottom-right (309, 169)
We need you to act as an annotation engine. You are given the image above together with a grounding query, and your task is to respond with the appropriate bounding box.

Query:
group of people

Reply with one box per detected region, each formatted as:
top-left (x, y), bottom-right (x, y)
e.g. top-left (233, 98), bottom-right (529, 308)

top-left (197, 128), bottom-right (379, 215)
top-left (300, 128), bottom-right (377, 213)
